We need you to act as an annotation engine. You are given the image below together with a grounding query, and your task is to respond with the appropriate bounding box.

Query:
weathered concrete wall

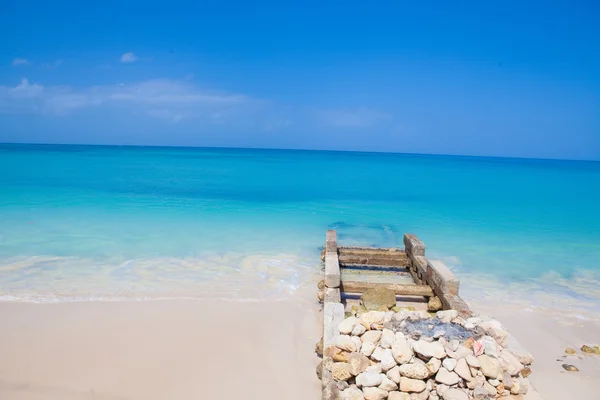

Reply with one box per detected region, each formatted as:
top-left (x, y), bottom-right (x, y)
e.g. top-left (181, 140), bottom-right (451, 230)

top-left (403, 233), bottom-right (472, 317)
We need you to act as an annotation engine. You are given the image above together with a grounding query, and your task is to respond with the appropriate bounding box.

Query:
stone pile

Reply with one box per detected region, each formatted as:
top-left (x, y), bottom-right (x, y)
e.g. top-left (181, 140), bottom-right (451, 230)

top-left (318, 309), bottom-right (534, 400)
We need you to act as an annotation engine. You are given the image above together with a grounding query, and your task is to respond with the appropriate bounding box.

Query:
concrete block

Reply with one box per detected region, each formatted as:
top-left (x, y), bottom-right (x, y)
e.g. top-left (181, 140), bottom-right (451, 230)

top-left (326, 230), bottom-right (338, 254)
top-left (427, 259), bottom-right (459, 296)
top-left (325, 252), bottom-right (341, 288)
top-left (440, 293), bottom-right (472, 317)
top-left (403, 233), bottom-right (425, 256)
top-left (324, 287), bottom-right (341, 303)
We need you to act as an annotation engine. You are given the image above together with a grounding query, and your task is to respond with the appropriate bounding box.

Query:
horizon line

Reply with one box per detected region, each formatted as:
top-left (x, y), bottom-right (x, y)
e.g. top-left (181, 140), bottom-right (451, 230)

top-left (1, 141), bottom-right (598, 164)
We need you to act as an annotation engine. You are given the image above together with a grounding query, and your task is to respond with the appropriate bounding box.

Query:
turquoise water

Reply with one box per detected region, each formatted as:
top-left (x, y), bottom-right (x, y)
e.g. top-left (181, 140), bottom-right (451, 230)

top-left (1, 144), bottom-right (599, 313)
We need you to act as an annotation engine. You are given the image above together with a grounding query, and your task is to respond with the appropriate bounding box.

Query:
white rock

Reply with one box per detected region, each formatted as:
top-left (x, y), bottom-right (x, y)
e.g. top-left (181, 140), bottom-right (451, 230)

top-left (379, 375), bottom-right (398, 391)
top-left (482, 337), bottom-right (499, 358)
top-left (380, 329), bottom-right (396, 349)
top-left (362, 330), bottom-right (383, 345)
top-left (336, 335), bottom-right (357, 352)
top-left (360, 311), bottom-right (385, 329)
top-left (464, 322), bottom-right (475, 330)
top-left (388, 392), bottom-right (411, 400)
top-left (518, 378), bottom-right (530, 395)
top-left (499, 349), bottom-right (524, 376)
top-left (477, 355), bottom-right (500, 378)
top-left (340, 317), bottom-right (358, 334)
top-left (410, 389), bottom-right (430, 400)
top-left (399, 377), bottom-right (427, 393)
top-left (435, 367), bottom-right (461, 385)
top-left (342, 386), bottom-right (365, 400)
top-left (378, 349), bottom-right (397, 371)
top-left (384, 311), bottom-right (395, 323)
top-left (352, 323), bottom-right (367, 336)
top-left (392, 335), bottom-right (414, 364)
top-left (441, 388), bottom-right (469, 400)
top-left (454, 358), bottom-right (472, 381)
top-left (465, 355), bottom-right (480, 368)
top-left (398, 363), bottom-right (429, 380)
top-left (449, 345), bottom-right (472, 359)
top-left (436, 310), bottom-right (458, 323)
top-left (367, 364), bottom-right (383, 374)
top-left (472, 387), bottom-right (488, 400)
top-left (386, 365), bottom-right (401, 383)
top-left (425, 357), bottom-right (441, 376)
top-left (372, 347), bottom-right (387, 361)
top-left (442, 358), bottom-right (457, 371)
top-left (363, 387), bottom-right (388, 400)
top-left (361, 342), bottom-right (376, 357)
top-left (436, 384), bottom-right (448, 396)
top-left (488, 379), bottom-right (500, 387)
top-left (413, 340), bottom-right (446, 359)
top-left (350, 336), bottom-right (362, 353)
top-left (448, 339), bottom-right (459, 352)
top-left (356, 371), bottom-right (383, 387)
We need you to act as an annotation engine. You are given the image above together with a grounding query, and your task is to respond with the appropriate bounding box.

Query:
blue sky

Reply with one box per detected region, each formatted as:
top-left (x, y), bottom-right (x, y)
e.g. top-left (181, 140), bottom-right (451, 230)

top-left (1, 1), bottom-right (599, 160)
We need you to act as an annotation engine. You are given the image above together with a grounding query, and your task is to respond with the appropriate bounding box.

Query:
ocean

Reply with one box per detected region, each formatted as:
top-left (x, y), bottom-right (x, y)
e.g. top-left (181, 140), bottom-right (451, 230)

top-left (1, 144), bottom-right (599, 315)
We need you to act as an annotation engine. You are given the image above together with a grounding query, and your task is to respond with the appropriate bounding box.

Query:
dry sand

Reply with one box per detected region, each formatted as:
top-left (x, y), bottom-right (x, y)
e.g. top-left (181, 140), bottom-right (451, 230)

top-left (0, 295), bottom-right (322, 400)
top-left (2, 288), bottom-right (600, 400)
top-left (473, 302), bottom-right (600, 400)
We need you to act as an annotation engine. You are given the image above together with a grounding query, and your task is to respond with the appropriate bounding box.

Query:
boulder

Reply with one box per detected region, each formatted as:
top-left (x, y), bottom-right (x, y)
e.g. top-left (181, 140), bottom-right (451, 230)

top-left (381, 329), bottom-right (396, 349)
top-left (356, 371), bottom-right (383, 387)
top-left (351, 336), bottom-right (362, 353)
top-left (360, 311), bottom-right (386, 329)
top-left (435, 367), bottom-right (461, 385)
top-left (478, 354), bottom-right (500, 378)
top-left (324, 381), bottom-right (341, 400)
top-left (436, 310), bottom-right (458, 323)
top-left (413, 339), bottom-right (446, 359)
top-left (363, 387), bottom-right (389, 400)
top-left (332, 362), bottom-right (353, 381)
top-left (341, 386), bottom-right (365, 400)
top-left (425, 357), bottom-right (442, 376)
top-left (379, 375), bottom-right (399, 391)
top-left (442, 358), bottom-right (456, 371)
top-left (441, 388), bottom-right (469, 400)
top-left (465, 355), bottom-right (480, 368)
top-left (386, 365), bottom-right (401, 383)
top-left (454, 358), bottom-right (472, 381)
top-left (399, 377), bottom-right (427, 393)
top-left (499, 350), bottom-right (524, 376)
top-left (336, 335), bottom-right (358, 352)
top-left (389, 392), bottom-right (411, 400)
top-left (340, 317), bottom-right (359, 334)
top-left (362, 287), bottom-right (397, 311)
top-left (352, 323), bottom-right (367, 336)
top-left (362, 330), bottom-right (383, 345)
top-left (349, 352), bottom-right (371, 376)
top-left (428, 296), bottom-right (443, 311)
top-left (361, 342), bottom-right (376, 357)
top-left (398, 363), bottom-right (430, 380)
top-left (392, 335), bottom-right (414, 364)
top-left (325, 346), bottom-right (350, 362)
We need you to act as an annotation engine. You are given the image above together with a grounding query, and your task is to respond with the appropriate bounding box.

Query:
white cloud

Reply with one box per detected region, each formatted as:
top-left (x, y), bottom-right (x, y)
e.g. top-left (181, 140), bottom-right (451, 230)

top-left (120, 52), bottom-right (138, 63)
top-left (318, 107), bottom-right (390, 128)
top-left (0, 78), bottom-right (256, 122)
top-left (12, 58), bottom-right (30, 66)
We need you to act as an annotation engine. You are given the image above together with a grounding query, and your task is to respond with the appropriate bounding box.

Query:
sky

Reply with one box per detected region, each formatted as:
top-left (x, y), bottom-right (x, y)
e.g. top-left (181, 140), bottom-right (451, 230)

top-left (1, 1), bottom-right (599, 160)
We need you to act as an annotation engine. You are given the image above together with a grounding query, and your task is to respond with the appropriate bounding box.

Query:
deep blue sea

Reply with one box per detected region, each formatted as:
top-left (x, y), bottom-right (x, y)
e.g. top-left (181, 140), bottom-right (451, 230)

top-left (1, 144), bottom-right (599, 314)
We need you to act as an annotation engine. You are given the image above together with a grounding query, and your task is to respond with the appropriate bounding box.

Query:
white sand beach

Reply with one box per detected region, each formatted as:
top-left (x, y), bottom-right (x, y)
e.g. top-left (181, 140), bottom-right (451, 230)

top-left (0, 294), bottom-right (322, 400)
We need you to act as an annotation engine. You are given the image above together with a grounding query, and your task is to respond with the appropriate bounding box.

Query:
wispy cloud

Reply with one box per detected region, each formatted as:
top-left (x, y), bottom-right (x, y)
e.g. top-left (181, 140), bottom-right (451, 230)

top-left (318, 107), bottom-right (390, 128)
top-left (11, 58), bottom-right (30, 66)
top-left (0, 78), bottom-right (256, 123)
top-left (120, 52), bottom-right (138, 63)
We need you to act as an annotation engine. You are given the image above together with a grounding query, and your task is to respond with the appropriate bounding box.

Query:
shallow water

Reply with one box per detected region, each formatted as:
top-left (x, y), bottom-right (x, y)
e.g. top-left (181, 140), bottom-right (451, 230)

top-left (1, 144), bottom-right (599, 314)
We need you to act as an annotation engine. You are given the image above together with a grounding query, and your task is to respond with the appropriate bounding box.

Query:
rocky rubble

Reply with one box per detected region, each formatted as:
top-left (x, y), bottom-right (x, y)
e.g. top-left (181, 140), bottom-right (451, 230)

top-left (319, 309), bottom-right (534, 400)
